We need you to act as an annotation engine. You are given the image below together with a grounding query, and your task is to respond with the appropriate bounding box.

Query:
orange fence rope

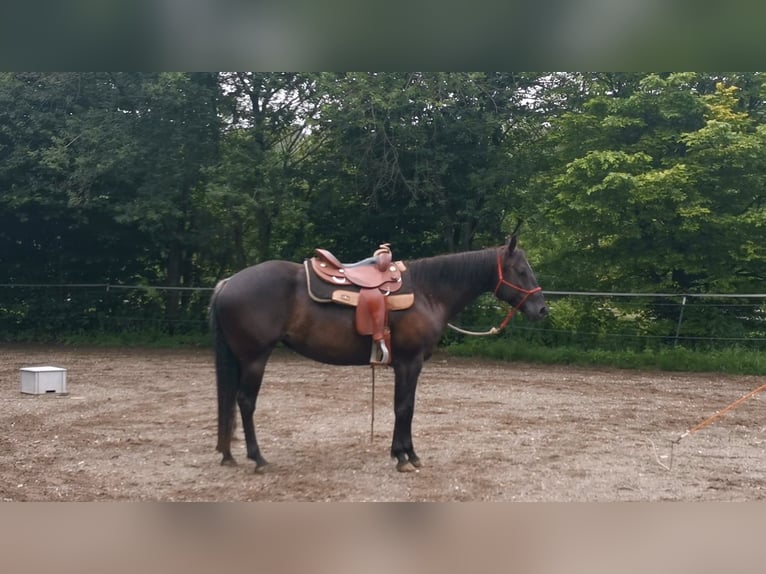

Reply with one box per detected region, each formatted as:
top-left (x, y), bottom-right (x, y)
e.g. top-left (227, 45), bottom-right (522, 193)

top-left (674, 382), bottom-right (766, 444)
top-left (652, 381), bottom-right (766, 472)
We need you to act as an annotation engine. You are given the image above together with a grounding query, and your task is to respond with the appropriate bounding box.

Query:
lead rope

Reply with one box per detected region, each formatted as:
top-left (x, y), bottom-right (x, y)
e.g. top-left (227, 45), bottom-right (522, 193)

top-left (446, 324), bottom-right (501, 336)
top-left (652, 381), bottom-right (766, 471)
top-left (447, 305), bottom-right (517, 336)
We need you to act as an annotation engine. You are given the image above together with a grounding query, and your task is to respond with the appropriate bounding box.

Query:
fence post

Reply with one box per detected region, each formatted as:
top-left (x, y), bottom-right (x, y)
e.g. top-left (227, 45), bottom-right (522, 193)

top-left (674, 296), bottom-right (687, 347)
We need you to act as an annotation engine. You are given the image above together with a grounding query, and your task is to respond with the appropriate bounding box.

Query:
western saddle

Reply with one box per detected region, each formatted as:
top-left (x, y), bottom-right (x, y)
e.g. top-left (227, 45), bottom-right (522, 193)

top-left (308, 244), bottom-right (413, 365)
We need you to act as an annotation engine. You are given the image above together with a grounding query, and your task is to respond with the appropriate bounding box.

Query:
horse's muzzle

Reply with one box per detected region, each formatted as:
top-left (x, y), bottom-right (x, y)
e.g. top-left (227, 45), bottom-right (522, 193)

top-left (524, 300), bottom-right (548, 321)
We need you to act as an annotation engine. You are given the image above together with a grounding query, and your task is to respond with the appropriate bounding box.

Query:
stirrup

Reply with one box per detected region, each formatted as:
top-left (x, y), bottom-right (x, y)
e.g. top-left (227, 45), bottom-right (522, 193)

top-left (370, 339), bottom-right (390, 365)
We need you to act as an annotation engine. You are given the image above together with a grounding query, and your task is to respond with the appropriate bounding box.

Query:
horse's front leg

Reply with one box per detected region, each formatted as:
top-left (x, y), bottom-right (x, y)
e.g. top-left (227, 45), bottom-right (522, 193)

top-left (391, 358), bottom-right (424, 472)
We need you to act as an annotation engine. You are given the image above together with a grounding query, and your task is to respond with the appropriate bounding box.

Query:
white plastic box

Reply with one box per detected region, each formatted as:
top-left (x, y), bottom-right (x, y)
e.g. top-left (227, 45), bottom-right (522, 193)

top-left (20, 366), bottom-right (67, 395)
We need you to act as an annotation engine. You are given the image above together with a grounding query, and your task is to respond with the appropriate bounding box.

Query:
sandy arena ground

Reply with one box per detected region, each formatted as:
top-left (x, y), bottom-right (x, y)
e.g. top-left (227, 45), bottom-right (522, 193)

top-left (1, 345), bottom-right (764, 501)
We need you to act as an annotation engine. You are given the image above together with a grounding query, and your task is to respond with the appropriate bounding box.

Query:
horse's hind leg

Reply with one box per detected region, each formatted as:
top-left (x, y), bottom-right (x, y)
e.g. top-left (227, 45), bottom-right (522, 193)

top-left (237, 353), bottom-right (271, 473)
top-left (217, 383), bottom-right (238, 466)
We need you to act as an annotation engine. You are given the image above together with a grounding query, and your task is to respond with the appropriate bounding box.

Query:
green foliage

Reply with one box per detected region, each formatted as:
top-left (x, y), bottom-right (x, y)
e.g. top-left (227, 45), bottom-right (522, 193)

top-left (59, 330), bottom-right (210, 348)
top-left (3, 72), bottom-right (766, 360)
top-left (0, 285), bottom-right (210, 343)
top-left (532, 73), bottom-right (766, 296)
top-left (540, 297), bottom-right (671, 350)
top-left (310, 72), bottom-right (548, 255)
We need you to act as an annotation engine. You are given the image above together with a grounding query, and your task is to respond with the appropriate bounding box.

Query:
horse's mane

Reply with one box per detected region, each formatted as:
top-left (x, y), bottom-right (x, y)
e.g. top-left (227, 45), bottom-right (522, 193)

top-left (406, 248), bottom-right (497, 289)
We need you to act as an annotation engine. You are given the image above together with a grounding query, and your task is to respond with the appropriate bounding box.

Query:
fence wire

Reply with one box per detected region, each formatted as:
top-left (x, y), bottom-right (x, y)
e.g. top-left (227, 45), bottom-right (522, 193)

top-left (452, 290), bottom-right (766, 351)
top-left (2, 284), bottom-right (766, 349)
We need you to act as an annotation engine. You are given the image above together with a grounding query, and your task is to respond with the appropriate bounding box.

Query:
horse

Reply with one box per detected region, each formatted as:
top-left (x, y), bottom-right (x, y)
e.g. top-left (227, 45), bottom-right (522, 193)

top-left (208, 233), bottom-right (548, 473)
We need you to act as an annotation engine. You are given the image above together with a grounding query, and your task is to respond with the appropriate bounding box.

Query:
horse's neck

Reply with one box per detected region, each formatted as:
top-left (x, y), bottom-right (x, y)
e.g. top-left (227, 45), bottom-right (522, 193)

top-left (409, 249), bottom-right (497, 317)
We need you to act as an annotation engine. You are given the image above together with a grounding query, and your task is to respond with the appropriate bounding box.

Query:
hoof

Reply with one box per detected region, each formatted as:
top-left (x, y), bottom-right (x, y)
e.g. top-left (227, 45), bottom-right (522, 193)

top-left (396, 461), bottom-right (418, 473)
top-left (220, 456), bottom-right (237, 467)
top-left (254, 461), bottom-right (270, 474)
top-left (410, 458), bottom-right (423, 469)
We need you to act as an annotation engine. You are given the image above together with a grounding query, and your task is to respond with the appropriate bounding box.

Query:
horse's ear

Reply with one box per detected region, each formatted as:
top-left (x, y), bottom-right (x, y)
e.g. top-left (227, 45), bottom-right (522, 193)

top-left (505, 219), bottom-right (522, 254)
top-left (505, 234), bottom-right (518, 254)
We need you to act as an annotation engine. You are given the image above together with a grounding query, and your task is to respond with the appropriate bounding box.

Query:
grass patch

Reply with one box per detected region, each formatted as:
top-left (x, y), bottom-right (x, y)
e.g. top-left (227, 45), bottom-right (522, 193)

top-left (64, 331), bottom-right (210, 347)
top-left (24, 329), bottom-right (213, 348)
top-left (446, 338), bottom-right (766, 375)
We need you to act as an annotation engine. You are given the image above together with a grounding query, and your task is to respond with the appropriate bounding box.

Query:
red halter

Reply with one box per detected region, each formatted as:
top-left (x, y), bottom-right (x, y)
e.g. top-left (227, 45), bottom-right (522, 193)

top-left (492, 248), bottom-right (543, 331)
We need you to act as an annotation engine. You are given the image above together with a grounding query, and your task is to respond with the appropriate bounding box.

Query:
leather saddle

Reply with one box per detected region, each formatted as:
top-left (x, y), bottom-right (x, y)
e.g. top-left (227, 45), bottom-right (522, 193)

top-left (311, 244), bottom-right (404, 292)
top-left (306, 244), bottom-right (414, 365)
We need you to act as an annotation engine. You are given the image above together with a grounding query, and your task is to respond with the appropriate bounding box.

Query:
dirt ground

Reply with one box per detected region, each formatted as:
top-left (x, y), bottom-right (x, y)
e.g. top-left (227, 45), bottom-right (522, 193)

top-left (1, 344), bottom-right (764, 501)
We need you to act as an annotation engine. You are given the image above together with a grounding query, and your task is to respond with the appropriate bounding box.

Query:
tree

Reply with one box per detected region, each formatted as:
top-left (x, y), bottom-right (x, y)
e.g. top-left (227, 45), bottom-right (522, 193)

top-left (0, 72), bottom-right (146, 285)
top-left (681, 79), bottom-right (766, 289)
top-left (309, 72), bottom-right (549, 257)
top-left (532, 72), bottom-right (766, 294)
top-left (8, 73), bottom-right (223, 330)
top-left (204, 72), bottom-right (325, 269)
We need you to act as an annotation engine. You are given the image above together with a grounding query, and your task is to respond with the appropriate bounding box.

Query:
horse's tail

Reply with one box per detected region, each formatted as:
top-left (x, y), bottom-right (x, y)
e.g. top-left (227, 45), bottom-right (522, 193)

top-left (209, 279), bottom-right (239, 455)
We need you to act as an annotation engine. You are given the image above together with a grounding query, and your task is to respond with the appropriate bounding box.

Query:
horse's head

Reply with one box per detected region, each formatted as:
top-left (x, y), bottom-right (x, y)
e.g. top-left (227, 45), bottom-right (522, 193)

top-left (494, 234), bottom-right (548, 321)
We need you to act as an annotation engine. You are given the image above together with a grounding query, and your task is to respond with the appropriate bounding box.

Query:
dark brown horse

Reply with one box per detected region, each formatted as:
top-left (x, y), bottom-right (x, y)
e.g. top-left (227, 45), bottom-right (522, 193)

top-left (209, 234), bottom-right (547, 472)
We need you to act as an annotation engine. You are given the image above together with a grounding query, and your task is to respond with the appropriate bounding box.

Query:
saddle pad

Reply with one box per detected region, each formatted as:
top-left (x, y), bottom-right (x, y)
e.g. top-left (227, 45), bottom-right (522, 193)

top-left (304, 260), bottom-right (413, 305)
top-left (332, 290), bottom-right (414, 311)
